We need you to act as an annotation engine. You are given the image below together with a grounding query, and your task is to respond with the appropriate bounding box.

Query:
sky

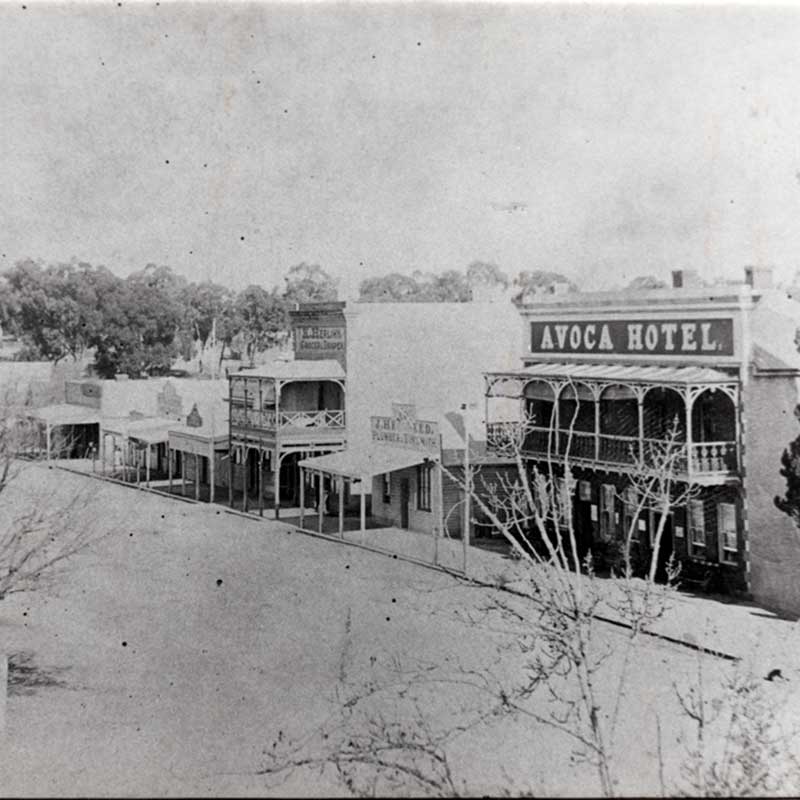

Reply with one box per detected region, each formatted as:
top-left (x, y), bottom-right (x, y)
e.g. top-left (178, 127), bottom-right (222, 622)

top-left (3, 2), bottom-right (800, 297)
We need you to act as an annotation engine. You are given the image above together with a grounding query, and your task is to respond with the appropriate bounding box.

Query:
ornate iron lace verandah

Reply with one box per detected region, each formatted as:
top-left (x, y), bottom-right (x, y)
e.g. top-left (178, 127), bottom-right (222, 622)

top-left (485, 362), bottom-right (741, 482)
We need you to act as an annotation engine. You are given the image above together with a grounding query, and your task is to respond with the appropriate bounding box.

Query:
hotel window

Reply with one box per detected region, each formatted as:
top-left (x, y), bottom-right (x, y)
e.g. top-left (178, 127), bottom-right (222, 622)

top-left (718, 502), bottom-right (738, 564)
top-left (417, 463), bottom-right (432, 512)
top-left (689, 499), bottom-right (706, 558)
top-left (382, 473), bottom-right (391, 504)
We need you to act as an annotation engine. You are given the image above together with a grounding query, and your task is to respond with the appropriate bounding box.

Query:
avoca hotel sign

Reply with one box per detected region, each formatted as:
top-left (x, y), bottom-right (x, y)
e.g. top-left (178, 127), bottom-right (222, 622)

top-left (530, 318), bottom-right (735, 356)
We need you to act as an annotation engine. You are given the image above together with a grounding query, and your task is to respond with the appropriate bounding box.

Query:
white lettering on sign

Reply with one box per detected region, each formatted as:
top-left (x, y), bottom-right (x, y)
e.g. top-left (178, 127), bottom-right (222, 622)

top-left (370, 404), bottom-right (440, 456)
top-left (531, 318), bottom-right (734, 356)
top-left (295, 325), bottom-right (345, 352)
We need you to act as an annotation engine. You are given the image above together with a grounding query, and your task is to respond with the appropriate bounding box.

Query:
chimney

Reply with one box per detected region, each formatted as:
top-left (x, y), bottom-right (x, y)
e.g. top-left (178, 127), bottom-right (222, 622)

top-left (671, 269), bottom-right (704, 289)
top-left (744, 265), bottom-right (774, 289)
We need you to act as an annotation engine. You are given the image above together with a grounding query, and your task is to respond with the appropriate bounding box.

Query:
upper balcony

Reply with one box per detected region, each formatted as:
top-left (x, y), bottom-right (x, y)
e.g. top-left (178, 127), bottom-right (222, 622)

top-left (485, 363), bottom-right (741, 485)
top-left (228, 359), bottom-right (346, 446)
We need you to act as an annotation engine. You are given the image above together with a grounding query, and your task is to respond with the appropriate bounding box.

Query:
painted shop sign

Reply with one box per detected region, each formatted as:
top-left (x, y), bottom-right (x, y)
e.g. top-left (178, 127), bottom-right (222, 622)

top-left (371, 403), bottom-right (439, 456)
top-left (530, 318), bottom-right (734, 356)
top-left (294, 325), bottom-right (345, 354)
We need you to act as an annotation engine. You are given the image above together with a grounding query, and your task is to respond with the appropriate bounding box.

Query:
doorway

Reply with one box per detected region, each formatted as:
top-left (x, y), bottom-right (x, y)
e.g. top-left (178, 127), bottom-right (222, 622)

top-left (400, 478), bottom-right (410, 529)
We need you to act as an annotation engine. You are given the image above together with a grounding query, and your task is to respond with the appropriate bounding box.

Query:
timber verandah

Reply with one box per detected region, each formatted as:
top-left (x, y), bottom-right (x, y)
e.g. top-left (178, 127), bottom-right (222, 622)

top-left (227, 360), bottom-right (347, 518)
top-left (484, 362), bottom-right (741, 485)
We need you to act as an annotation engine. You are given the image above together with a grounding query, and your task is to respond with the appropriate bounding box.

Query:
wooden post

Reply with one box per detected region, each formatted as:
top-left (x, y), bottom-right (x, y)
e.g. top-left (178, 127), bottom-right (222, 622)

top-left (594, 398), bottom-right (601, 461)
top-left (194, 452), bottom-right (200, 501)
top-left (318, 471), bottom-right (324, 534)
top-left (45, 422), bottom-right (51, 465)
top-left (228, 446), bottom-right (234, 507)
top-left (146, 443), bottom-right (151, 487)
top-left (100, 430), bottom-right (106, 475)
top-left (274, 381), bottom-right (281, 521)
top-left (273, 451), bottom-right (280, 520)
top-left (463, 423), bottom-right (470, 575)
top-left (168, 447), bottom-right (173, 494)
top-left (243, 448), bottom-right (249, 513)
top-left (299, 467), bottom-right (305, 529)
top-left (258, 446), bottom-right (264, 517)
top-left (209, 443), bottom-right (215, 504)
top-left (359, 480), bottom-right (366, 543)
top-left (434, 461), bottom-right (441, 566)
top-left (181, 448), bottom-right (186, 496)
top-left (338, 475), bottom-right (345, 538)
top-left (685, 388), bottom-right (694, 478)
top-left (637, 391), bottom-right (645, 463)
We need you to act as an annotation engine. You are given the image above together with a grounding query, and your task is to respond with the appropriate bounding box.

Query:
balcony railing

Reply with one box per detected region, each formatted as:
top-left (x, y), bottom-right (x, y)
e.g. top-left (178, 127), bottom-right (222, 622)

top-left (231, 407), bottom-right (346, 432)
top-left (486, 422), bottom-right (737, 477)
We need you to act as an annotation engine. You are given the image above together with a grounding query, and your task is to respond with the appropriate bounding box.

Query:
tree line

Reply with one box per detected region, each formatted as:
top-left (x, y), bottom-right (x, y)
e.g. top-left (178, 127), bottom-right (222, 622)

top-left (0, 260), bottom-right (338, 377)
top-left (0, 257), bottom-right (592, 377)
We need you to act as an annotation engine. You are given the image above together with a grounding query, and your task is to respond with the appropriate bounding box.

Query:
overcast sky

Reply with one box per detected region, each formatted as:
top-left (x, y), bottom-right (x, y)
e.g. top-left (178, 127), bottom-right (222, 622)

top-left (3, 2), bottom-right (800, 296)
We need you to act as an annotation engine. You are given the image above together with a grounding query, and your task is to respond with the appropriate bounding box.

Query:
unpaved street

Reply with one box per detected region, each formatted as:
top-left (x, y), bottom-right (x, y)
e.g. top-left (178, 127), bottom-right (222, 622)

top-left (0, 465), bottom-right (797, 796)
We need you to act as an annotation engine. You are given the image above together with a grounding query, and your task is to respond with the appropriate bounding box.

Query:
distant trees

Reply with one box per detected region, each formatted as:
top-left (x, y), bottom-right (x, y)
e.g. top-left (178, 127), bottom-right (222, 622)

top-left (0, 258), bottom-right (343, 376)
top-left (283, 263), bottom-right (339, 304)
top-left (513, 269), bottom-right (576, 301)
top-left (235, 285), bottom-right (289, 363)
top-left (0, 259), bottom-right (106, 362)
top-left (358, 263), bottom-right (574, 303)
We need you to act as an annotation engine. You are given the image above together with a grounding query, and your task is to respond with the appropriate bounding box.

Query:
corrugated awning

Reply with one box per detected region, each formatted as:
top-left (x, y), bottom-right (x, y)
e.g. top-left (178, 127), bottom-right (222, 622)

top-left (103, 416), bottom-right (176, 442)
top-left (510, 362), bottom-right (738, 385)
top-left (299, 445), bottom-right (431, 482)
top-left (231, 359), bottom-right (345, 381)
top-left (28, 404), bottom-right (101, 425)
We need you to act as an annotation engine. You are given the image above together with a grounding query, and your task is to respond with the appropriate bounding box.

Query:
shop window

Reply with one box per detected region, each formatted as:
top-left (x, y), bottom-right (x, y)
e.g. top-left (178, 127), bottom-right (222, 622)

top-left (417, 463), bottom-right (432, 511)
top-left (382, 473), bottom-right (391, 504)
top-left (689, 499), bottom-right (706, 558)
top-left (718, 502), bottom-right (738, 564)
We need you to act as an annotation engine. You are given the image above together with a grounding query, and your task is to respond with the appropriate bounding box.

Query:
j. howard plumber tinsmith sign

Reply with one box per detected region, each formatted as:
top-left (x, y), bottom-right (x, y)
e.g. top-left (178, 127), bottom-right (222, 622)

top-left (530, 318), bottom-right (735, 356)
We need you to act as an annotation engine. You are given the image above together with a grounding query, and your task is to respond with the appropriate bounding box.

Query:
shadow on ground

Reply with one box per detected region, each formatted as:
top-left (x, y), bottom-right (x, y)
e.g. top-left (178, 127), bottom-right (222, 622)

top-left (8, 651), bottom-right (70, 696)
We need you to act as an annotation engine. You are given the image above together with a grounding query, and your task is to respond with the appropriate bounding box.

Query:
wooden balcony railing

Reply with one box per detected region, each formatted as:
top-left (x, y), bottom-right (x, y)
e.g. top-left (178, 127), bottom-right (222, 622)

top-left (231, 407), bottom-right (346, 431)
top-left (485, 422), bottom-right (737, 477)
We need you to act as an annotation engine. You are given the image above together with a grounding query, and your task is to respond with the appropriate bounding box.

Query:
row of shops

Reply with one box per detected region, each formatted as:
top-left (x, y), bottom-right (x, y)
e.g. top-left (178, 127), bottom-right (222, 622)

top-left (22, 270), bottom-right (800, 616)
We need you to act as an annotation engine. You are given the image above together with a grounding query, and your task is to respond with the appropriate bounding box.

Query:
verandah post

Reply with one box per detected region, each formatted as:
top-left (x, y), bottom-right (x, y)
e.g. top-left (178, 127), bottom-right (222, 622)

top-left (318, 471), bottom-right (324, 534)
top-left (258, 445), bottom-right (264, 517)
top-left (299, 466), bottom-right (305, 529)
top-left (338, 475), bottom-right (345, 538)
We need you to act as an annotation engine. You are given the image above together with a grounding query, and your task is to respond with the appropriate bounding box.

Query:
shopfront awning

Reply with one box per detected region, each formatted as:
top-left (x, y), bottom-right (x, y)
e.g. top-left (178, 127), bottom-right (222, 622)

top-left (28, 404), bottom-right (101, 426)
top-left (299, 444), bottom-right (431, 482)
top-left (103, 416), bottom-right (175, 444)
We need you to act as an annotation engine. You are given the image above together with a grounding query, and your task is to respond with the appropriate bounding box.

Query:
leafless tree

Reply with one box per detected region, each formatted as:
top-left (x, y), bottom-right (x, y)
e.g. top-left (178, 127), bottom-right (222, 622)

top-left (0, 387), bottom-right (104, 600)
top-left (434, 391), bottom-right (699, 796)
top-left (674, 656), bottom-right (800, 797)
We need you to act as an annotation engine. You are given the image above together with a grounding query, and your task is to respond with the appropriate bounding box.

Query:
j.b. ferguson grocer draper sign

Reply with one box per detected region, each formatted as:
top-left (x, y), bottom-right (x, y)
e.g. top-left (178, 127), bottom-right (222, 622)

top-left (530, 318), bottom-right (735, 356)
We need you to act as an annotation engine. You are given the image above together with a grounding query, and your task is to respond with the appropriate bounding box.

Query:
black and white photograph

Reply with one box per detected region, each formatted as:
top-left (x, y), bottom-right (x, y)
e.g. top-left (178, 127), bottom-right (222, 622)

top-left (3, 0), bottom-right (800, 796)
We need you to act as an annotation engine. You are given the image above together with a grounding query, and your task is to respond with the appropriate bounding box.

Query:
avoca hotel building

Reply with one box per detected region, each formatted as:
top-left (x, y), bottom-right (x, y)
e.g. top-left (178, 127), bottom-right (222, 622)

top-left (484, 267), bottom-right (800, 617)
